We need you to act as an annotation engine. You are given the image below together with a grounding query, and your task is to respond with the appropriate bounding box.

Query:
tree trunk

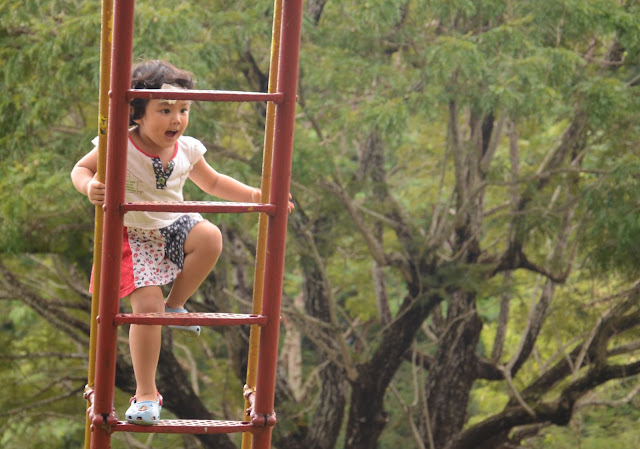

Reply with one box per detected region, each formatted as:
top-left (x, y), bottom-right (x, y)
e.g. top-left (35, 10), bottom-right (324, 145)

top-left (285, 211), bottom-right (348, 449)
top-left (344, 288), bottom-right (440, 449)
top-left (424, 291), bottom-right (483, 449)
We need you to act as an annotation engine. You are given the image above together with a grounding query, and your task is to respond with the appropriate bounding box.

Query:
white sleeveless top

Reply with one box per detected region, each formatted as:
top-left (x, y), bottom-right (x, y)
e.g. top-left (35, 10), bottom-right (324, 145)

top-left (91, 134), bottom-right (206, 229)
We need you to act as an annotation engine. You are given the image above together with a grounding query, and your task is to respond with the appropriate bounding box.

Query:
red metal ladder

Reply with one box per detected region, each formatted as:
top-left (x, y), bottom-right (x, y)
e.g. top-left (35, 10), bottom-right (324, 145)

top-left (84, 1), bottom-right (302, 448)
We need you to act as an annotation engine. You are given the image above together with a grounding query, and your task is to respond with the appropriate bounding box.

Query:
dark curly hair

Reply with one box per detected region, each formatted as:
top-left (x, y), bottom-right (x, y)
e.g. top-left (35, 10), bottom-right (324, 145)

top-left (129, 60), bottom-right (195, 126)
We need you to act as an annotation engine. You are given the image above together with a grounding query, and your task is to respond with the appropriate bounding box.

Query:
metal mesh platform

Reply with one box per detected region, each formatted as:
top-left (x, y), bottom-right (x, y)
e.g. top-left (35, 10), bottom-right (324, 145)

top-left (113, 312), bottom-right (268, 327)
top-left (120, 200), bottom-right (276, 215)
top-left (115, 419), bottom-right (256, 434)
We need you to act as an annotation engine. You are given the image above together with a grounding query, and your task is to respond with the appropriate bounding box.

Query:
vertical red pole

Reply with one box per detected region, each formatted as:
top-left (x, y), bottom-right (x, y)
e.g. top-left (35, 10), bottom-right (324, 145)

top-left (252, 0), bottom-right (303, 448)
top-left (90, 1), bottom-right (135, 448)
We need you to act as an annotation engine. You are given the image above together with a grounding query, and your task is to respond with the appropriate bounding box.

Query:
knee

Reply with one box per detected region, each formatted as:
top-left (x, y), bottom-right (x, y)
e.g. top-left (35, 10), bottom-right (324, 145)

top-left (130, 287), bottom-right (164, 313)
top-left (202, 222), bottom-right (223, 255)
top-left (187, 221), bottom-right (223, 257)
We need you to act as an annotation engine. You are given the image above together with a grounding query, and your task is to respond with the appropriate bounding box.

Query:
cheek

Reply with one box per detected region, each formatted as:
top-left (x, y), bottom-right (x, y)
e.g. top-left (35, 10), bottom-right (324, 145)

top-left (154, 115), bottom-right (170, 127)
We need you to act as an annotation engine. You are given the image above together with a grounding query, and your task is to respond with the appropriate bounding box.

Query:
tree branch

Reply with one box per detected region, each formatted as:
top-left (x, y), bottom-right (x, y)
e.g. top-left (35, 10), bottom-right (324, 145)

top-left (321, 179), bottom-right (391, 267)
top-left (0, 384), bottom-right (85, 418)
top-left (0, 258), bottom-right (90, 342)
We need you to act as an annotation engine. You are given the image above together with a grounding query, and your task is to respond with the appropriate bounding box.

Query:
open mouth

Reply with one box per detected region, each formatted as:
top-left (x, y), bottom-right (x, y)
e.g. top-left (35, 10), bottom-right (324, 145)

top-left (165, 130), bottom-right (178, 139)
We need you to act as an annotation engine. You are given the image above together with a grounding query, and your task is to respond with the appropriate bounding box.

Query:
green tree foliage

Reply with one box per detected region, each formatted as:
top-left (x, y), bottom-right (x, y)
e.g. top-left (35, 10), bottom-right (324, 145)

top-left (2, 1), bottom-right (640, 449)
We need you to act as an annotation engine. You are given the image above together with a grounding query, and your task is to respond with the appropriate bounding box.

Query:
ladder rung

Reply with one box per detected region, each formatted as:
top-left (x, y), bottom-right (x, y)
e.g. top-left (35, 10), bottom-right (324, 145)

top-left (127, 88), bottom-right (284, 104)
top-left (114, 312), bottom-right (268, 327)
top-left (121, 201), bottom-right (276, 215)
top-left (115, 419), bottom-right (256, 434)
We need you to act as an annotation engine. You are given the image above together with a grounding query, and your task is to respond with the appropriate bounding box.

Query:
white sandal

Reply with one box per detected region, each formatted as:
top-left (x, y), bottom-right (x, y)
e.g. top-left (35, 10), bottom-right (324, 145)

top-left (125, 391), bottom-right (163, 425)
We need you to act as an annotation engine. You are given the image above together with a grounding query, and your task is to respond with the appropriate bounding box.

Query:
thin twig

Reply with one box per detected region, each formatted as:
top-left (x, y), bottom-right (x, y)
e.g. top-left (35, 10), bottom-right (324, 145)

top-left (0, 385), bottom-right (84, 417)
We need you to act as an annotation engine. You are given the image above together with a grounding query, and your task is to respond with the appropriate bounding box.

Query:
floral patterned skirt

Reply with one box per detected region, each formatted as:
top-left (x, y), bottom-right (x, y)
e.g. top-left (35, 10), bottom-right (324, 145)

top-left (91, 214), bottom-right (202, 298)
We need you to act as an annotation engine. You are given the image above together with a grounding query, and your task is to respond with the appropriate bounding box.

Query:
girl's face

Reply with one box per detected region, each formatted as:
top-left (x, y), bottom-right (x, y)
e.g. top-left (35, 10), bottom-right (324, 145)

top-left (133, 99), bottom-right (191, 153)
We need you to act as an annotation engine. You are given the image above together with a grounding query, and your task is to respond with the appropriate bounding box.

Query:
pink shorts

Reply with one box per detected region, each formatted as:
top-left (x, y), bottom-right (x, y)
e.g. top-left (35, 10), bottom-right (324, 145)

top-left (91, 215), bottom-right (201, 298)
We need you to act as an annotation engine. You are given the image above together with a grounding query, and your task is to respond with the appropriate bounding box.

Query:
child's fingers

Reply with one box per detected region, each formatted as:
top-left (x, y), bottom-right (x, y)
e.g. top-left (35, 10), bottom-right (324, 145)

top-left (288, 195), bottom-right (295, 213)
top-left (88, 180), bottom-right (106, 206)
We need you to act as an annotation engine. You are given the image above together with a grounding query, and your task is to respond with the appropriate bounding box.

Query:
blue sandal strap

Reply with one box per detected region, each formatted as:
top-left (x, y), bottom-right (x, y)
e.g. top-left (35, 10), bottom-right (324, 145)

top-left (165, 305), bottom-right (201, 336)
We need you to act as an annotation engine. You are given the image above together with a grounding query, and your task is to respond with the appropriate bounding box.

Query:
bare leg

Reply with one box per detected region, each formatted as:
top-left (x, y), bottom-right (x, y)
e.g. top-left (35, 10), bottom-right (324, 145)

top-left (165, 220), bottom-right (222, 309)
top-left (129, 286), bottom-right (164, 402)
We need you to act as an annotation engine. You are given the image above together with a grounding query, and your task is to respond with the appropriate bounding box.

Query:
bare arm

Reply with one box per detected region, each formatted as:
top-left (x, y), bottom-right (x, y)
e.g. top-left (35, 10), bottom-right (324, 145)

top-left (188, 156), bottom-right (261, 203)
top-left (71, 148), bottom-right (105, 206)
top-left (189, 156), bottom-right (294, 212)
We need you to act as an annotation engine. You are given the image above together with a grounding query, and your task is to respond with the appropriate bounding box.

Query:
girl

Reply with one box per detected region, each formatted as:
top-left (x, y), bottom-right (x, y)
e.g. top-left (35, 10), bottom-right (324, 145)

top-left (72, 60), bottom-right (266, 425)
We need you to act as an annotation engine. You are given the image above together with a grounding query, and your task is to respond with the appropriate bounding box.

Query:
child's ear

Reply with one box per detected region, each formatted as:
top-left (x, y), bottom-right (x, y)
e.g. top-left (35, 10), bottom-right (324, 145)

top-left (129, 106), bottom-right (138, 124)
